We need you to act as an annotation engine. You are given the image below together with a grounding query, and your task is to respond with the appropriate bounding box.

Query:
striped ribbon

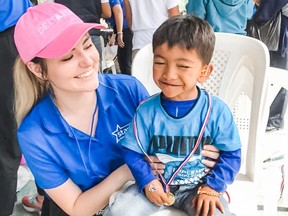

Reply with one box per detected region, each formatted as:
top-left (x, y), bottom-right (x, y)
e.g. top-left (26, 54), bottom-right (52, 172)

top-left (133, 91), bottom-right (212, 192)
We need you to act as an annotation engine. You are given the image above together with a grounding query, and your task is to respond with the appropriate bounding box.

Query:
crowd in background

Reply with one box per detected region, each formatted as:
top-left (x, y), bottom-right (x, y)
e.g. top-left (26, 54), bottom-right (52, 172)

top-left (0, 0), bottom-right (287, 215)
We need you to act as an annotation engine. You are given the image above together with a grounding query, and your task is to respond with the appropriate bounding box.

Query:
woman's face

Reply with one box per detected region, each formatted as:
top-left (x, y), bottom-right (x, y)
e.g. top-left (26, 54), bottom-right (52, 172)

top-left (45, 34), bottom-right (100, 96)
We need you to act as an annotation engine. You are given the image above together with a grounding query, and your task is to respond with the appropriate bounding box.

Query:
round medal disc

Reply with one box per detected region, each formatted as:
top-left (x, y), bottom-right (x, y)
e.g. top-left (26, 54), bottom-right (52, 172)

top-left (164, 192), bottom-right (175, 206)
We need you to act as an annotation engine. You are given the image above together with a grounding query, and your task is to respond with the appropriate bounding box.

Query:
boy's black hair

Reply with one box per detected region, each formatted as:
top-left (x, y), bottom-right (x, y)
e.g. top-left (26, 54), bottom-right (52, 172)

top-left (152, 15), bottom-right (215, 65)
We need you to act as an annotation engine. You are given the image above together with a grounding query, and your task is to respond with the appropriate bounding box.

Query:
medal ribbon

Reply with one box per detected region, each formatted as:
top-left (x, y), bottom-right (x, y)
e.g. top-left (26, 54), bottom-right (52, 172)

top-left (133, 91), bottom-right (212, 192)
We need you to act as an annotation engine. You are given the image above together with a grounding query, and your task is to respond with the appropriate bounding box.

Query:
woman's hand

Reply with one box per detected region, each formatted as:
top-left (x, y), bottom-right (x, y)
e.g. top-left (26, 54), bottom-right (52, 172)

top-left (144, 155), bottom-right (165, 175)
top-left (117, 33), bottom-right (125, 48)
top-left (201, 145), bottom-right (220, 173)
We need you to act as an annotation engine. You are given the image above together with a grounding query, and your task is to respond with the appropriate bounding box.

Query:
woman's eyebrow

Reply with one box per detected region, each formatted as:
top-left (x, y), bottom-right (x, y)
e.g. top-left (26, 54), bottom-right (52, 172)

top-left (82, 35), bottom-right (90, 44)
top-left (71, 35), bottom-right (90, 51)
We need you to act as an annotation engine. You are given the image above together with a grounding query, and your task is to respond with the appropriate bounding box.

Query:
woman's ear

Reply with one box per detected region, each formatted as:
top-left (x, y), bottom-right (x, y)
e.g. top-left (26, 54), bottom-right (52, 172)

top-left (26, 62), bottom-right (45, 80)
top-left (198, 64), bottom-right (214, 83)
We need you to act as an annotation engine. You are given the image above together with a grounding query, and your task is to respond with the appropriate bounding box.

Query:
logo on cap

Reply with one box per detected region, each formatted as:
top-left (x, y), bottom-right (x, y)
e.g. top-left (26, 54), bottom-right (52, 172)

top-left (37, 9), bottom-right (73, 35)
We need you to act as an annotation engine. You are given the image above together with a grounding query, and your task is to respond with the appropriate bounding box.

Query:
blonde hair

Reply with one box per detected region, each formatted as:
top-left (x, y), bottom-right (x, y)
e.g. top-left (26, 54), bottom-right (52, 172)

top-left (13, 57), bottom-right (50, 126)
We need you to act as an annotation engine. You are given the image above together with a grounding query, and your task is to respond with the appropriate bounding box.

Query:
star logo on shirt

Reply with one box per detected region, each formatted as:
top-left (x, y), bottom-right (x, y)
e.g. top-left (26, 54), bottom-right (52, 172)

top-left (112, 123), bottom-right (130, 143)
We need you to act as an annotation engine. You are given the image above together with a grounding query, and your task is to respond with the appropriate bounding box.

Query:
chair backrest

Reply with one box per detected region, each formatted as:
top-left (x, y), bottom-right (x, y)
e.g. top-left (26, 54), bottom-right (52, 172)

top-left (131, 32), bottom-right (271, 183)
top-left (131, 44), bottom-right (159, 95)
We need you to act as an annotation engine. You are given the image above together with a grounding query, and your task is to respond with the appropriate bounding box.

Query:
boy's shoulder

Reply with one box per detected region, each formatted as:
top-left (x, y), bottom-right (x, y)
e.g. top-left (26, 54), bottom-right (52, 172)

top-left (138, 93), bottom-right (161, 106)
top-left (199, 88), bottom-right (231, 111)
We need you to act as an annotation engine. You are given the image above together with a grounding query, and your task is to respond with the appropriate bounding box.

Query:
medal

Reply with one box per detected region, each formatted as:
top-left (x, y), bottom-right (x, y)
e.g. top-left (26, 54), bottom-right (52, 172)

top-left (133, 91), bottom-right (212, 208)
top-left (164, 192), bottom-right (175, 206)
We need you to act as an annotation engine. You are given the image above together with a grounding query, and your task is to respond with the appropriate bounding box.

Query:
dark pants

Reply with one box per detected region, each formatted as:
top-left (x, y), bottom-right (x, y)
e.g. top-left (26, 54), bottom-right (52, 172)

top-left (41, 197), bottom-right (69, 216)
top-left (0, 26), bottom-right (21, 216)
top-left (41, 196), bottom-right (102, 216)
top-left (117, 28), bottom-right (133, 75)
top-left (267, 51), bottom-right (288, 129)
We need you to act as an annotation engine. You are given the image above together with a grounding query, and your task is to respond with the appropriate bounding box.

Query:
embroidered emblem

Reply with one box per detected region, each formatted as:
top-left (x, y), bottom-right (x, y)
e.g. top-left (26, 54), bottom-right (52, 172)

top-left (112, 124), bottom-right (130, 143)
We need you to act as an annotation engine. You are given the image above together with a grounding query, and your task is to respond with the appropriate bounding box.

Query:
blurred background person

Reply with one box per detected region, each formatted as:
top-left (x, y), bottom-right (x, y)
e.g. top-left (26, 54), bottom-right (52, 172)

top-left (107, 0), bottom-right (133, 75)
top-left (0, 0), bottom-right (32, 215)
top-left (124, 0), bottom-right (180, 59)
top-left (186, 0), bottom-right (254, 35)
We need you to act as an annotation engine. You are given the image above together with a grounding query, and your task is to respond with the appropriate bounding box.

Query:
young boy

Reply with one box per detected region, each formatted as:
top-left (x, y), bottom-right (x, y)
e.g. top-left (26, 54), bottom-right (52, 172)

top-left (104, 15), bottom-right (241, 216)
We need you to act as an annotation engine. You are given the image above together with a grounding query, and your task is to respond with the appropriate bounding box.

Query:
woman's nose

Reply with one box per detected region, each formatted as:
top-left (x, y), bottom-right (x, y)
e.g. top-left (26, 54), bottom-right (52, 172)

top-left (79, 51), bottom-right (95, 67)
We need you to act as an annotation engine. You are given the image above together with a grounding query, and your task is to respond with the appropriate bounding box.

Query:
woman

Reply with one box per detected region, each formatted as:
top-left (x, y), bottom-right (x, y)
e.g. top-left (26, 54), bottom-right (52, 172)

top-left (14, 3), bottom-right (219, 216)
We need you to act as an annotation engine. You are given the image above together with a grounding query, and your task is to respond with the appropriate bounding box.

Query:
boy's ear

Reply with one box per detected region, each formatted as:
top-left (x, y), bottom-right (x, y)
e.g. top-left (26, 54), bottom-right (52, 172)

top-left (197, 64), bottom-right (214, 83)
top-left (26, 62), bottom-right (46, 80)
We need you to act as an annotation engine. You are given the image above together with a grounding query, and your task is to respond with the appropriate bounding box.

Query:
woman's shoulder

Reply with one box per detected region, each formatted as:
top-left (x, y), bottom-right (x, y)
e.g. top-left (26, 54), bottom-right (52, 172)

top-left (98, 74), bottom-right (149, 98)
top-left (18, 95), bottom-right (63, 134)
top-left (99, 74), bottom-right (137, 87)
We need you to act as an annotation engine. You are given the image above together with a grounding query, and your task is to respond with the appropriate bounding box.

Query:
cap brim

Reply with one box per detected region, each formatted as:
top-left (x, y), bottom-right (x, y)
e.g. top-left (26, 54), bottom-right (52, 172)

top-left (36, 23), bottom-right (104, 59)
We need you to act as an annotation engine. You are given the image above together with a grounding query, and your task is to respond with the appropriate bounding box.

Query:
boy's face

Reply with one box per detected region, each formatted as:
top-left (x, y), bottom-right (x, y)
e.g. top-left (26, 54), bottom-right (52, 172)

top-left (153, 43), bottom-right (212, 101)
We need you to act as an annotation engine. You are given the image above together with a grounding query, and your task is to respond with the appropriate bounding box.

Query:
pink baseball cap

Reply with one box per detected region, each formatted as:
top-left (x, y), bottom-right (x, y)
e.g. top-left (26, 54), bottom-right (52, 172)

top-left (14, 2), bottom-right (104, 64)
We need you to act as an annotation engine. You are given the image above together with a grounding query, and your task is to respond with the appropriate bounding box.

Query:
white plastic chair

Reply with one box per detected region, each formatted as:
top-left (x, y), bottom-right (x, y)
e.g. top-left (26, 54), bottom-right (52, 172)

top-left (262, 67), bottom-right (288, 216)
top-left (132, 32), bottom-right (271, 215)
top-left (131, 44), bottom-right (160, 95)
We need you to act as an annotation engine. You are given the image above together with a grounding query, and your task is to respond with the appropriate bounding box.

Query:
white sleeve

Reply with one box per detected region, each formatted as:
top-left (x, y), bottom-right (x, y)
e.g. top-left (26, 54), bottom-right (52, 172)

top-left (166, 0), bottom-right (180, 9)
top-left (101, 0), bottom-right (109, 3)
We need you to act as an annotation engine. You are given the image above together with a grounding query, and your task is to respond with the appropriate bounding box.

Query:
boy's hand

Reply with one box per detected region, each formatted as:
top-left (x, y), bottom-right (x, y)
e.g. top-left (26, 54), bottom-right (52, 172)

top-left (144, 179), bottom-right (171, 206)
top-left (192, 185), bottom-right (224, 216)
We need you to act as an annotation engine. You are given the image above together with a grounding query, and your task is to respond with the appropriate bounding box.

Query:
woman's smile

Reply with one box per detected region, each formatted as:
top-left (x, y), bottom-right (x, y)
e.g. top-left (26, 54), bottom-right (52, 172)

top-left (74, 69), bottom-right (94, 79)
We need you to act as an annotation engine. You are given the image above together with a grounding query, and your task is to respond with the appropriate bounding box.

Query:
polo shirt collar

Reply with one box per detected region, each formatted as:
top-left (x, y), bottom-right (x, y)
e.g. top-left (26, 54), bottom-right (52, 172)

top-left (41, 81), bottom-right (117, 134)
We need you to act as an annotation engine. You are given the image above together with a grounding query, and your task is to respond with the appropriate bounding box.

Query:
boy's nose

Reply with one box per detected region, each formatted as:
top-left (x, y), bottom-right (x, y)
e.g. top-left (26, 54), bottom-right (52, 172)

top-left (163, 66), bottom-right (177, 79)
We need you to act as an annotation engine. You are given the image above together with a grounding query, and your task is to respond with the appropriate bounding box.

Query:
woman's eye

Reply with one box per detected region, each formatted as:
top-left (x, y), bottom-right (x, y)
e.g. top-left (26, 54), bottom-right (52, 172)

top-left (62, 55), bottom-right (73, 61)
top-left (84, 44), bottom-right (93, 50)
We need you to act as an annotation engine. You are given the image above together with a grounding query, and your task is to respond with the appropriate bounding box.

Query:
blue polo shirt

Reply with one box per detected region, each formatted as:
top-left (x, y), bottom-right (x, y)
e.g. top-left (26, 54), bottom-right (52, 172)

top-left (0, 0), bottom-right (32, 32)
top-left (18, 74), bottom-right (148, 191)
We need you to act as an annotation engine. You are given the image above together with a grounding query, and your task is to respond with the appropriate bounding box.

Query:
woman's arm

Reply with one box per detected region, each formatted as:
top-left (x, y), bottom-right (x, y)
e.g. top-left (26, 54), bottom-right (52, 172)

top-left (112, 4), bottom-right (125, 47)
top-left (206, 149), bottom-right (241, 192)
top-left (45, 165), bottom-right (133, 216)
